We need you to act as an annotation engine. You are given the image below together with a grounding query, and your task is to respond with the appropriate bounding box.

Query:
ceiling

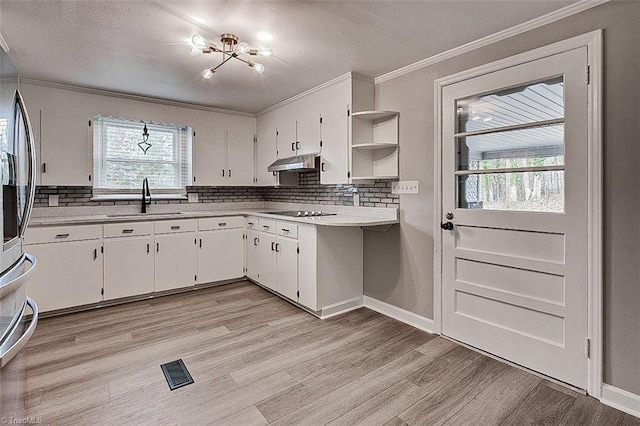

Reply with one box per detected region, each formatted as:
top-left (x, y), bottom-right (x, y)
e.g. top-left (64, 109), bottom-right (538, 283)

top-left (0, 1), bottom-right (577, 114)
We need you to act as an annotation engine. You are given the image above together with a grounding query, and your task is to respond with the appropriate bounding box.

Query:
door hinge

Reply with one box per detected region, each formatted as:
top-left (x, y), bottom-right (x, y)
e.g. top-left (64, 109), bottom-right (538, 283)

top-left (88, 174), bottom-right (91, 182)
top-left (193, 131), bottom-right (196, 137)
top-left (193, 176), bottom-right (196, 183)
top-left (320, 117), bottom-right (323, 124)
top-left (88, 120), bottom-right (92, 127)
top-left (585, 338), bottom-right (591, 358)
top-left (297, 290), bottom-right (299, 297)
top-left (253, 135), bottom-right (257, 143)
top-left (101, 246), bottom-right (104, 253)
top-left (347, 171), bottom-right (351, 178)
top-left (347, 109), bottom-right (350, 117)
top-left (296, 247), bottom-right (299, 254)
top-left (585, 65), bottom-right (590, 85)
top-left (194, 275), bottom-right (197, 281)
top-left (320, 140), bottom-right (323, 148)
top-left (101, 288), bottom-right (104, 296)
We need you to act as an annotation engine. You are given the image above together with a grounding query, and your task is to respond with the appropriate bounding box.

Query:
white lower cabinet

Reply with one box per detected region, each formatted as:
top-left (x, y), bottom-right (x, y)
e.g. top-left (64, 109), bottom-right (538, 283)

top-left (26, 236), bottom-right (103, 312)
top-left (275, 237), bottom-right (298, 301)
top-left (245, 229), bottom-right (260, 282)
top-left (104, 235), bottom-right (155, 300)
top-left (257, 231), bottom-right (277, 291)
top-left (155, 233), bottom-right (197, 292)
top-left (197, 217), bottom-right (245, 284)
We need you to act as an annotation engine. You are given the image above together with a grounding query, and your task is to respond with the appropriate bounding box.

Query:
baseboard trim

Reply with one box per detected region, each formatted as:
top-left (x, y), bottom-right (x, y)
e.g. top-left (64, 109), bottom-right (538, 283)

top-left (320, 297), bottom-right (364, 319)
top-left (600, 384), bottom-right (640, 418)
top-left (363, 296), bottom-right (435, 334)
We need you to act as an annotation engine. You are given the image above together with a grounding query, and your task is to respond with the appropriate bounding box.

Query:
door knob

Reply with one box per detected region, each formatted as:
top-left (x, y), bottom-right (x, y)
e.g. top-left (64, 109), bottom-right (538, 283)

top-left (441, 222), bottom-right (454, 231)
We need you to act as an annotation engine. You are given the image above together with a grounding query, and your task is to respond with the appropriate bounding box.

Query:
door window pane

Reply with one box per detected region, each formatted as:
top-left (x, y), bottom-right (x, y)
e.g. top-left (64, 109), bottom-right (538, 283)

top-left (456, 77), bottom-right (563, 133)
top-left (455, 76), bottom-right (565, 213)
top-left (457, 171), bottom-right (564, 212)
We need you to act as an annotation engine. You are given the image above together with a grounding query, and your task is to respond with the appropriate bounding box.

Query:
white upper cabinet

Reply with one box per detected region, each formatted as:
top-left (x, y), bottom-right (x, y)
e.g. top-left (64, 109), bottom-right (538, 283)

top-left (295, 112), bottom-right (321, 155)
top-left (319, 104), bottom-right (349, 185)
top-left (226, 124), bottom-right (255, 186)
top-left (255, 115), bottom-right (279, 187)
top-left (255, 73), bottom-right (375, 186)
top-left (193, 121), bottom-right (255, 186)
top-left (40, 110), bottom-right (92, 186)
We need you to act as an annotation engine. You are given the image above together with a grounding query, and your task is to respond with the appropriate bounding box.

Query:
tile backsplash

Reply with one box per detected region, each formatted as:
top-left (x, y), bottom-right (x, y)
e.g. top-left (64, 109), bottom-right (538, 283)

top-left (34, 171), bottom-right (399, 209)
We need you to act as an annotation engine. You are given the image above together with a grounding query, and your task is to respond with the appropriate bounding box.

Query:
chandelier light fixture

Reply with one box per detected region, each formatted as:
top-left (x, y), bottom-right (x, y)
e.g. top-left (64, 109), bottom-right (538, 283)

top-left (189, 33), bottom-right (272, 79)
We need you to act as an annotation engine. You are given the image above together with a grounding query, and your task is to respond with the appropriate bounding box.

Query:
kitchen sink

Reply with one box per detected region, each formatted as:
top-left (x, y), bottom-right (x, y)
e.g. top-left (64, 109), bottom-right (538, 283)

top-left (106, 212), bottom-right (184, 217)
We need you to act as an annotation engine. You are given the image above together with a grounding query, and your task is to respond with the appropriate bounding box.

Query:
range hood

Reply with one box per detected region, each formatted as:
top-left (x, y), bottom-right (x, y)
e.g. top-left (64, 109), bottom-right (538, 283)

top-left (268, 154), bottom-right (317, 172)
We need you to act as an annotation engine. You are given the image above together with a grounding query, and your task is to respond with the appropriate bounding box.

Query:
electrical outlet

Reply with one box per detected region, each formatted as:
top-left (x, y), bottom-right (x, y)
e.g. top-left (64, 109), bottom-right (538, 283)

top-left (391, 181), bottom-right (419, 194)
top-left (188, 193), bottom-right (198, 203)
top-left (353, 193), bottom-right (360, 206)
top-left (48, 194), bottom-right (59, 207)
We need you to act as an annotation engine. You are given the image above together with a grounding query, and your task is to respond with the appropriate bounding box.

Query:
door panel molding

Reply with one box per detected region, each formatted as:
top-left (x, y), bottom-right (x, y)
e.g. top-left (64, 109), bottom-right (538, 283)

top-left (433, 30), bottom-right (602, 397)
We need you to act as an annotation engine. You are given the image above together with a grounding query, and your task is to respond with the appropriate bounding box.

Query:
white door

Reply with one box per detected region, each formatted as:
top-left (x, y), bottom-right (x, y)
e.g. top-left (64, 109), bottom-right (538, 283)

top-left (192, 123), bottom-right (226, 186)
top-left (320, 104), bottom-right (349, 184)
top-left (258, 233), bottom-right (277, 291)
top-left (441, 48), bottom-right (588, 388)
top-left (155, 233), bottom-right (196, 292)
top-left (246, 229), bottom-right (260, 281)
top-left (227, 127), bottom-right (255, 186)
top-left (104, 236), bottom-right (155, 300)
top-left (276, 237), bottom-right (298, 301)
top-left (197, 229), bottom-right (245, 284)
top-left (296, 112), bottom-right (321, 155)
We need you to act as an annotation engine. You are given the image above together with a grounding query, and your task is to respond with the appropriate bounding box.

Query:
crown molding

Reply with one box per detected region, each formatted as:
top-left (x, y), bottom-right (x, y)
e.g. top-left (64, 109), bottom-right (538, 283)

top-left (257, 71), bottom-right (373, 117)
top-left (375, 0), bottom-right (609, 84)
top-left (18, 78), bottom-right (256, 118)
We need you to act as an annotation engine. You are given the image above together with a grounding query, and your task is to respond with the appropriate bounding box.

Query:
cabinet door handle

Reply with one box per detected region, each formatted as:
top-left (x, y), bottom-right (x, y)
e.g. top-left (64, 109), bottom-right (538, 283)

top-left (156, 242), bottom-right (159, 253)
top-left (55, 233), bottom-right (69, 239)
top-left (147, 243), bottom-right (150, 254)
top-left (247, 222), bottom-right (254, 226)
top-left (262, 225), bottom-right (270, 230)
top-left (321, 162), bottom-right (326, 172)
top-left (42, 162), bottom-right (47, 173)
top-left (228, 169), bottom-right (231, 177)
top-left (122, 229), bottom-right (134, 234)
top-left (218, 222), bottom-right (227, 227)
top-left (199, 239), bottom-right (202, 248)
top-left (271, 241), bottom-right (275, 251)
top-left (253, 237), bottom-right (258, 246)
top-left (281, 228), bottom-right (289, 233)
top-left (222, 169), bottom-right (225, 177)
top-left (171, 225), bottom-right (180, 230)
top-left (275, 243), bottom-right (280, 252)
top-left (93, 248), bottom-right (97, 260)
top-left (291, 142), bottom-right (295, 151)
top-left (296, 141), bottom-right (300, 150)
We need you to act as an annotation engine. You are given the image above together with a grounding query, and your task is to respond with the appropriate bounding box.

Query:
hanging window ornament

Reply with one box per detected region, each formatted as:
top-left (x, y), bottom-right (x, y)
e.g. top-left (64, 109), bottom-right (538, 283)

top-left (139, 122), bottom-right (152, 154)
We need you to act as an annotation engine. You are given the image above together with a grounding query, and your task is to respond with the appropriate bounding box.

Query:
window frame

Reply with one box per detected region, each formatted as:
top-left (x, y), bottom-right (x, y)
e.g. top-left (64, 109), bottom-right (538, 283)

top-left (92, 115), bottom-right (192, 200)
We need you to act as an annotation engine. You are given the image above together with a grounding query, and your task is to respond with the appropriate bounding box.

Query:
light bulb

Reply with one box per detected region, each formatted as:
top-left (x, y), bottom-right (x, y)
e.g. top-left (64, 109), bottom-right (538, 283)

top-left (189, 47), bottom-right (203, 56)
top-left (235, 41), bottom-right (250, 55)
top-left (202, 68), bottom-right (214, 79)
top-left (192, 34), bottom-right (207, 47)
top-left (253, 63), bottom-right (265, 73)
top-left (258, 49), bottom-right (273, 58)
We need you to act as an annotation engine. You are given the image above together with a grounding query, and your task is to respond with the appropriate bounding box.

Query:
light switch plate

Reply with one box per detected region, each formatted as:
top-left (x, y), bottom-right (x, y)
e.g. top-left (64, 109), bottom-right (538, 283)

top-left (188, 193), bottom-right (198, 203)
top-left (391, 181), bottom-right (419, 194)
top-left (48, 194), bottom-right (59, 207)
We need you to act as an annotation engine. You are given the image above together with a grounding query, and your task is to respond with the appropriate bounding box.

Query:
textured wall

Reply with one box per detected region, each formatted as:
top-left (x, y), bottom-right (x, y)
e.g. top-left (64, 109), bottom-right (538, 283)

top-left (33, 171), bottom-right (398, 209)
top-left (368, 1), bottom-right (640, 396)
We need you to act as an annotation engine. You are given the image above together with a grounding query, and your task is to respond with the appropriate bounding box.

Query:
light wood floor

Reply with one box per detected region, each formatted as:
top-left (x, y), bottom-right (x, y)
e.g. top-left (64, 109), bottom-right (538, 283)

top-left (19, 281), bottom-right (639, 425)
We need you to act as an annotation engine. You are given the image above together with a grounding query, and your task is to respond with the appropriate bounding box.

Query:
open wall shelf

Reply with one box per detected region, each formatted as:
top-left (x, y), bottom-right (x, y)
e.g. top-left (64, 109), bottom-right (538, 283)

top-left (350, 111), bottom-right (399, 180)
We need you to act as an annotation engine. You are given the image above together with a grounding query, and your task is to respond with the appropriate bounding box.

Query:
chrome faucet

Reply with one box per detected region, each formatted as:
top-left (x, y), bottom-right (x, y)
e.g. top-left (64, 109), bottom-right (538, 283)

top-left (141, 177), bottom-right (151, 213)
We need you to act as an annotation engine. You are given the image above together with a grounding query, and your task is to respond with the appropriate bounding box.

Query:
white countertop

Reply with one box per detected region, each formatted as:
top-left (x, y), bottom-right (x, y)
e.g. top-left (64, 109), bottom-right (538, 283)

top-left (29, 208), bottom-right (398, 228)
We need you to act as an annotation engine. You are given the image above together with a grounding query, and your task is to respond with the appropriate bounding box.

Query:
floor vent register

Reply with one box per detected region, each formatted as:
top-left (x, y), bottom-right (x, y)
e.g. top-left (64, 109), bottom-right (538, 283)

top-left (160, 359), bottom-right (194, 391)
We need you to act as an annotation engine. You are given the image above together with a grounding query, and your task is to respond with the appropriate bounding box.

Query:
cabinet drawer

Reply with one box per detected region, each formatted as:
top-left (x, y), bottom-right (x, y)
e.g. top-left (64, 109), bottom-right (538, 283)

top-left (277, 222), bottom-right (298, 239)
top-left (103, 222), bottom-right (154, 238)
top-left (246, 217), bottom-right (260, 230)
top-left (198, 216), bottom-right (244, 231)
top-left (258, 219), bottom-right (276, 234)
top-left (154, 219), bottom-right (197, 235)
top-left (25, 224), bottom-right (102, 245)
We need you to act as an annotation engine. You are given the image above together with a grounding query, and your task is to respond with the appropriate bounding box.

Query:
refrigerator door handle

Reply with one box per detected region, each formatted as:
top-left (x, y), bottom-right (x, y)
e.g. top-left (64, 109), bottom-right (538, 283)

top-left (0, 297), bottom-right (39, 368)
top-left (0, 253), bottom-right (36, 299)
